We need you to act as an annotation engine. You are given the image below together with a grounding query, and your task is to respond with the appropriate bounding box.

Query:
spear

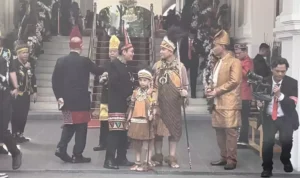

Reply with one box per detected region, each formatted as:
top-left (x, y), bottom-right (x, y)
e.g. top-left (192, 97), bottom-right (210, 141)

top-left (176, 41), bottom-right (192, 169)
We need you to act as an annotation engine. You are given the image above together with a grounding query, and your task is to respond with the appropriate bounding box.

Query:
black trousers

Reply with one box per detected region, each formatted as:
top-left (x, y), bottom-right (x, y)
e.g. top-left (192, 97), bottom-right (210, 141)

top-left (184, 57), bottom-right (199, 97)
top-left (239, 100), bottom-right (251, 143)
top-left (105, 130), bottom-right (128, 163)
top-left (11, 93), bottom-right (30, 135)
top-left (99, 121), bottom-right (109, 146)
top-left (57, 123), bottom-right (88, 156)
top-left (262, 115), bottom-right (293, 171)
top-left (0, 90), bottom-right (20, 157)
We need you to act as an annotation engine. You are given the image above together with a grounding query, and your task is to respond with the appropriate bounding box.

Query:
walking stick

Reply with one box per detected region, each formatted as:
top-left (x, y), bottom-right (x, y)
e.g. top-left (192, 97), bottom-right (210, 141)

top-left (176, 41), bottom-right (192, 169)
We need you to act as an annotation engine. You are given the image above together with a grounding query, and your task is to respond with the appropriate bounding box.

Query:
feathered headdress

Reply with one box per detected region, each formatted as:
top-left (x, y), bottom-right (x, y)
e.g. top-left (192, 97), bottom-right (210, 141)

top-left (69, 25), bottom-right (82, 49)
top-left (121, 25), bottom-right (133, 51)
top-left (160, 26), bottom-right (186, 52)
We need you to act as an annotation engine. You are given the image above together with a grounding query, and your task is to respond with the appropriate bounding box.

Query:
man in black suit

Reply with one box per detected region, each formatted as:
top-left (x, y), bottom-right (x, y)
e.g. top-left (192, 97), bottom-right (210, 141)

top-left (257, 58), bottom-right (298, 177)
top-left (180, 29), bottom-right (202, 98)
top-left (253, 43), bottom-right (272, 79)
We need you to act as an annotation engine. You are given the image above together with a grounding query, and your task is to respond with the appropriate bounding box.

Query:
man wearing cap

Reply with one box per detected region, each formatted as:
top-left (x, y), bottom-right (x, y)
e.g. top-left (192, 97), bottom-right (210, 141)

top-left (11, 42), bottom-right (37, 143)
top-left (103, 30), bottom-right (135, 169)
top-left (0, 33), bottom-right (23, 171)
top-left (234, 43), bottom-right (253, 147)
top-left (52, 26), bottom-right (104, 163)
top-left (93, 35), bottom-right (120, 151)
top-left (206, 30), bottom-right (242, 170)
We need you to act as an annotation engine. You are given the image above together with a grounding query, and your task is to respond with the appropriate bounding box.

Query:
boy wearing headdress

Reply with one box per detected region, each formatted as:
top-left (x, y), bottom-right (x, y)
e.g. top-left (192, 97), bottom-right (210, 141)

top-left (93, 35), bottom-right (120, 151)
top-left (127, 69), bottom-right (156, 171)
top-left (11, 42), bottom-right (37, 143)
top-left (52, 26), bottom-right (104, 163)
top-left (103, 29), bottom-right (135, 169)
top-left (151, 26), bottom-right (189, 168)
top-left (206, 30), bottom-right (242, 170)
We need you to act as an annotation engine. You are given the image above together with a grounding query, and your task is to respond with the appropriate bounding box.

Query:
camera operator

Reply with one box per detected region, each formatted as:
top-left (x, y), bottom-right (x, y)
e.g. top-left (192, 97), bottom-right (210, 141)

top-left (0, 35), bottom-right (23, 171)
top-left (234, 43), bottom-right (253, 147)
top-left (257, 58), bottom-right (298, 177)
top-left (253, 43), bottom-right (272, 79)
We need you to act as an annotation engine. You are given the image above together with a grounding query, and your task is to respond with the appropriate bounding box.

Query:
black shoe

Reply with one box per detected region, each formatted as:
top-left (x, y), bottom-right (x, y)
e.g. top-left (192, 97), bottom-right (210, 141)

top-left (72, 155), bottom-right (91, 163)
top-left (93, 145), bottom-right (106, 151)
top-left (14, 133), bottom-right (29, 143)
top-left (261, 170), bottom-right (273, 177)
top-left (12, 152), bottom-right (22, 170)
top-left (0, 146), bottom-right (8, 155)
top-left (103, 160), bottom-right (119, 169)
top-left (191, 94), bottom-right (196, 98)
top-left (210, 159), bottom-right (227, 166)
top-left (117, 159), bottom-right (134, 166)
top-left (284, 163), bottom-right (293, 173)
top-left (224, 163), bottom-right (236, 170)
top-left (55, 149), bottom-right (73, 163)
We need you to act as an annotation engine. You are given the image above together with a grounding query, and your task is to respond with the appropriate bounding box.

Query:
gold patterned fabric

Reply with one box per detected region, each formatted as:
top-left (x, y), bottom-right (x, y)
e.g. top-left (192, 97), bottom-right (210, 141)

top-left (212, 53), bottom-right (242, 128)
top-left (109, 35), bottom-right (120, 50)
top-left (99, 104), bottom-right (108, 121)
top-left (213, 30), bottom-right (230, 45)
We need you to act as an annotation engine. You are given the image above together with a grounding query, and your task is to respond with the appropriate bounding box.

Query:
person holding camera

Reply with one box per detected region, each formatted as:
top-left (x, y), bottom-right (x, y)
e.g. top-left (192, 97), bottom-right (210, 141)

top-left (11, 42), bottom-right (37, 143)
top-left (257, 58), bottom-right (298, 177)
top-left (234, 43), bottom-right (253, 147)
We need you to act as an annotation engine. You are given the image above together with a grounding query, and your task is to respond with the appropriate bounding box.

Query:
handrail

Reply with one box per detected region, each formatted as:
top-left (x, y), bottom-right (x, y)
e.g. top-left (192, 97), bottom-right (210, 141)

top-left (150, 4), bottom-right (156, 67)
top-left (88, 2), bottom-right (97, 61)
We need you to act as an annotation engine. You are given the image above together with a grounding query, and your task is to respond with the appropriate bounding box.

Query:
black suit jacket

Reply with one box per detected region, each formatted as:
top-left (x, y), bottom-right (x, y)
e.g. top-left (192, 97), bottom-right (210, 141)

top-left (258, 76), bottom-right (299, 130)
top-left (180, 36), bottom-right (202, 65)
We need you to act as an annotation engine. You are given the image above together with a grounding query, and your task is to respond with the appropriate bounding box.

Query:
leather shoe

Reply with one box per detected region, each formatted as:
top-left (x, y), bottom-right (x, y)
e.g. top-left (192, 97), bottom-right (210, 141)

top-left (93, 145), bottom-right (106, 151)
top-left (55, 149), bottom-right (73, 163)
top-left (12, 152), bottom-right (22, 170)
top-left (224, 163), bottom-right (236, 170)
top-left (210, 159), bottom-right (227, 166)
top-left (117, 159), bottom-right (135, 166)
top-left (72, 155), bottom-right (91, 163)
top-left (104, 160), bottom-right (119, 169)
top-left (261, 170), bottom-right (272, 177)
top-left (0, 146), bottom-right (8, 155)
top-left (284, 163), bottom-right (293, 173)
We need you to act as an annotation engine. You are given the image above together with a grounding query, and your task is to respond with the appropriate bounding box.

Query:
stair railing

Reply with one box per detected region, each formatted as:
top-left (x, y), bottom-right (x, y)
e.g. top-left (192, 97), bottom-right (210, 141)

top-left (88, 2), bottom-right (98, 94)
top-left (150, 4), bottom-right (156, 67)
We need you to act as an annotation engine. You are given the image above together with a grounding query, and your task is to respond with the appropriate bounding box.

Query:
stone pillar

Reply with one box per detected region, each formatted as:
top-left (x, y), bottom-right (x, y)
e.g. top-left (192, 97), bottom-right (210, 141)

top-left (176, 0), bottom-right (181, 14)
top-left (233, 0), bottom-right (276, 58)
top-left (274, 0), bottom-right (300, 171)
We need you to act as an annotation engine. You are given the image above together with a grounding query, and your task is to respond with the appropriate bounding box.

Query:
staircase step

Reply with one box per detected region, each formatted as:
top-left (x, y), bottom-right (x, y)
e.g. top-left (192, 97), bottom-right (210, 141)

top-left (37, 87), bottom-right (54, 95)
top-left (44, 49), bottom-right (88, 56)
top-left (51, 36), bottom-right (90, 42)
top-left (188, 98), bottom-right (207, 105)
top-left (37, 60), bottom-right (57, 67)
top-left (36, 67), bottom-right (54, 74)
top-left (185, 105), bottom-right (209, 115)
top-left (37, 80), bottom-right (52, 87)
top-left (31, 95), bottom-right (57, 102)
top-left (43, 41), bottom-right (90, 49)
top-left (30, 101), bottom-right (57, 110)
top-left (36, 73), bottom-right (52, 80)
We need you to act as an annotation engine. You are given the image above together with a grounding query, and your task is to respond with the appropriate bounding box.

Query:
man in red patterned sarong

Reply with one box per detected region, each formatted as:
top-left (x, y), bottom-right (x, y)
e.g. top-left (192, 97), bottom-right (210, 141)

top-left (52, 26), bottom-right (104, 163)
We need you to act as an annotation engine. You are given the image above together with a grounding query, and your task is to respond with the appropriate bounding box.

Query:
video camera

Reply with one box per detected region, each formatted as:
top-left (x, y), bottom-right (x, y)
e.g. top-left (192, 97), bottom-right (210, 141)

top-left (247, 71), bottom-right (272, 102)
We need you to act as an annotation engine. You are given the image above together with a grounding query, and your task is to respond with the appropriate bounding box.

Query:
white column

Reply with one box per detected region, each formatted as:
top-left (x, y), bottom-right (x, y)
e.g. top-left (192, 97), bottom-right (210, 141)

top-left (274, 0), bottom-right (300, 171)
top-left (234, 0), bottom-right (276, 58)
top-left (176, 0), bottom-right (180, 14)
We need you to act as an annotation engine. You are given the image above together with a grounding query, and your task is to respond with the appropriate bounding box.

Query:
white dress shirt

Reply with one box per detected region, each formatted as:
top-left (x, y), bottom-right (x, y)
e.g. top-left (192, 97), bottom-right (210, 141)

top-left (212, 59), bottom-right (223, 104)
top-left (267, 77), bottom-right (285, 117)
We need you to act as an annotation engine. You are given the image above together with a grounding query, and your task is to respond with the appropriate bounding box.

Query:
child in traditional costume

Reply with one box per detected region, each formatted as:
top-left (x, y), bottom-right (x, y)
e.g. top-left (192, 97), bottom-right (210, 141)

top-left (127, 69), bottom-right (156, 171)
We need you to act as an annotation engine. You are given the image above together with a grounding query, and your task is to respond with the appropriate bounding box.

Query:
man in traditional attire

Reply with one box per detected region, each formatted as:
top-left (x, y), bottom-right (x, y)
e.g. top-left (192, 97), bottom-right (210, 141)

top-left (103, 31), bottom-right (135, 169)
top-left (11, 42), bottom-right (37, 143)
top-left (206, 30), bottom-right (242, 170)
top-left (151, 26), bottom-right (189, 168)
top-left (93, 35), bottom-right (120, 151)
top-left (234, 43), bottom-right (253, 147)
top-left (52, 26), bottom-right (104, 163)
top-left (0, 33), bottom-right (22, 170)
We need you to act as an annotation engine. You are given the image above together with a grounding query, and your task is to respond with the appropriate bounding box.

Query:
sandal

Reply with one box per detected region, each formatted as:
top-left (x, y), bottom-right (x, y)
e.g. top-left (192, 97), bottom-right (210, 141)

top-left (164, 155), bottom-right (180, 169)
top-left (136, 162), bottom-right (152, 172)
top-left (130, 162), bottom-right (141, 171)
